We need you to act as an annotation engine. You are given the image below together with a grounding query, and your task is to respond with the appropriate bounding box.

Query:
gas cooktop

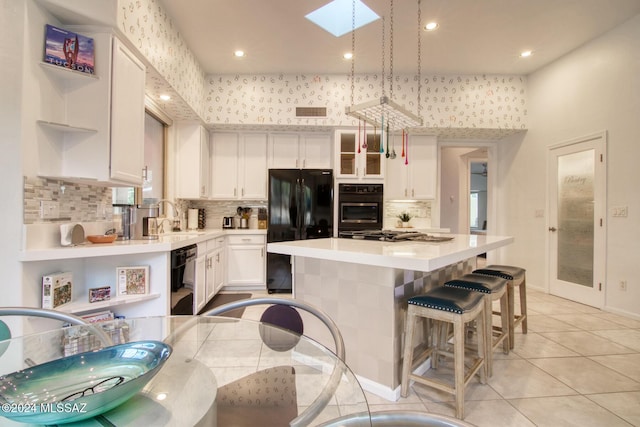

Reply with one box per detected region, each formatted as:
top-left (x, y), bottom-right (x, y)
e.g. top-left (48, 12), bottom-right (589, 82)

top-left (338, 230), bottom-right (454, 242)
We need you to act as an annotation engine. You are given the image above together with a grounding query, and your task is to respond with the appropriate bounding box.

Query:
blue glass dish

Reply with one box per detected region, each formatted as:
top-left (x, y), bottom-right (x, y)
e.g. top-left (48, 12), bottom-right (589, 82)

top-left (0, 340), bottom-right (172, 424)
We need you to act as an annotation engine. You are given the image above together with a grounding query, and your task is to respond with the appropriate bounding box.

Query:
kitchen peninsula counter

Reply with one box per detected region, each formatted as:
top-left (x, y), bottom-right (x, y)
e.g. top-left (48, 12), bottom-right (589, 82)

top-left (267, 234), bottom-right (513, 401)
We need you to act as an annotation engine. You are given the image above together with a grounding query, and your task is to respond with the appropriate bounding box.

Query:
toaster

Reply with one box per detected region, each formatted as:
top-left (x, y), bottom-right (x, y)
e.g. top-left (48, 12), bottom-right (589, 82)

top-left (222, 216), bottom-right (234, 229)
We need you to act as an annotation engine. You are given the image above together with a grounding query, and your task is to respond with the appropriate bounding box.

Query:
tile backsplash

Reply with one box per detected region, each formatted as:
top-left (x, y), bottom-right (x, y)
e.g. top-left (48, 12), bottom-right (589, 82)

top-left (23, 177), bottom-right (113, 225)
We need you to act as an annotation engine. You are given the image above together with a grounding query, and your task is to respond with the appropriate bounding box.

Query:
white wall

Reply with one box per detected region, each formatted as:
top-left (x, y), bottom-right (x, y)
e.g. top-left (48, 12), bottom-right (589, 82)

top-left (1, 0), bottom-right (25, 306)
top-left (499, 14), bottom-right (640, 317)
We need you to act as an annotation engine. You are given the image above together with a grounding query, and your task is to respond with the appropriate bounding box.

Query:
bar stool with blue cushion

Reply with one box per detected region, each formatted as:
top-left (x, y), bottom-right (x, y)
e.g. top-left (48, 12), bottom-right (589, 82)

top-left (444, 273), bottom-right (509, 377)
top-left (473, 265), bottom-right (527, 350)
top-left (401, 286), bottom-right (487, 419)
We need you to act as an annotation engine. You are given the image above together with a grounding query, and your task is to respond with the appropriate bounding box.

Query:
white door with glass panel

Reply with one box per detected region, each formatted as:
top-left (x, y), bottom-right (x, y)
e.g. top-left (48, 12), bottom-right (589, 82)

top-left (548, 132), bottom-right (606, 308)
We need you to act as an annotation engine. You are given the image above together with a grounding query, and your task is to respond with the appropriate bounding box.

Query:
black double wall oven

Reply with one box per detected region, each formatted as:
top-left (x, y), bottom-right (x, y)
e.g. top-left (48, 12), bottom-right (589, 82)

top-left (337, 183), bottom-right (383, 233)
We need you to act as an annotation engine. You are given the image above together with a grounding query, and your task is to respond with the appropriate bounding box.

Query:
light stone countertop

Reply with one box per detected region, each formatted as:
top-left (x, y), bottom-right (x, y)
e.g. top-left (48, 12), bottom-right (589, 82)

top-left (267, 234), bottom-right (513, 272)
top-left (20, 228), bottom-right (267, 261)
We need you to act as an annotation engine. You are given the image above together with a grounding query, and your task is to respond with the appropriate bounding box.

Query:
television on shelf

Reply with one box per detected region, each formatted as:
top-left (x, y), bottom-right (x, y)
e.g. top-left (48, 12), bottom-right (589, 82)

top-left (43, 24), bottom-right (95, 74)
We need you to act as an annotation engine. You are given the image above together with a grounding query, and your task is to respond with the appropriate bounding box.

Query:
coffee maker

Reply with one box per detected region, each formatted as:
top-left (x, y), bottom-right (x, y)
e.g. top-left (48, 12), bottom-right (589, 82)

top-left (132, 204), bottom-right (160, 240)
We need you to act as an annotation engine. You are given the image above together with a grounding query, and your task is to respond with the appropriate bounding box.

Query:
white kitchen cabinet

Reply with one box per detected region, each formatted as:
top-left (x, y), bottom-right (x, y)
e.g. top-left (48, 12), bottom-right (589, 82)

top-left (385, 135), bottom-right (437, 200)
top-left (34, 30), bottom-right (145, 187)
top-left (109, 37), bottom-right (146, 184)
top-left (269, 133), bottom-right (332, 169)
top-left (335, 129), bottom-right (384, 180)
top-left (210, 247), bottom-right (225, 296)
top-left (176, 123), bottom-right (210, 199)
top-left (226, 234), bottom-right (266, 290)
top-left (206, 236), bottom-right (226, 300)
top-left (211, 132), bottom-right (267, 200)
top-left (196, 235), bottom-right (225, 311)
top-left (195, 253), bottom-right (207, 313)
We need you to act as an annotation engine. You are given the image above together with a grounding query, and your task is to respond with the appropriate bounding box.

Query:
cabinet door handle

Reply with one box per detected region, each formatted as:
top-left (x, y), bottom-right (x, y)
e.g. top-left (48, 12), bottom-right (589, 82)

top-left (356, 167), bottom-right (359, 176)
top-left (142, 166), bottom-right (148, 181)
top-left (234, 188), bottom-right (237, 197)
top-left (261, 248), bottom-right (264, 257)
top-left (242, 238), bottom-right (251, 242)
top-left (216, 253), bottom-right (220, 262)
top-left (296, 159), bottom-right (299, 168)
top-left (404, 189), bottom-right (407, 197)
top-left (412, 189), bottom-right (415, 197)
top-left (241, 188), bottom-right (245, 196)
top-left (303, 159), bottom-right (306, 168)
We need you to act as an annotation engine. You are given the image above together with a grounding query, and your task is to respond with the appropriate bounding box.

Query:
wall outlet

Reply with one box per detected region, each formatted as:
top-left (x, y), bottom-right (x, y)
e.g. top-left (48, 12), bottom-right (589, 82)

top-left (619, 280), bottom-right (627, 291)
top-left (40, 201), bottom-right (60, 219)
top-left (612, 206), bottom-right (628, 217)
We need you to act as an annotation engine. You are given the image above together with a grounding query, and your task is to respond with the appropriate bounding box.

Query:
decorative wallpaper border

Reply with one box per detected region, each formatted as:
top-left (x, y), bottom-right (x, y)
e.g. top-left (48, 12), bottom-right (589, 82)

top-left (116, 0), bottom-right (528, 137)
top-left (117, 0), bottom-right (205, 118)
top-left (205, 73), bottom-right (527, 131)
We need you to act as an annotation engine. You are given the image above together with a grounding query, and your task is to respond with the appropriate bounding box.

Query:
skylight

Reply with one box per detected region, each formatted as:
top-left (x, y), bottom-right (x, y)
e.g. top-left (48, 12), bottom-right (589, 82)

top-left (305, 0), bottom-right (380, 37)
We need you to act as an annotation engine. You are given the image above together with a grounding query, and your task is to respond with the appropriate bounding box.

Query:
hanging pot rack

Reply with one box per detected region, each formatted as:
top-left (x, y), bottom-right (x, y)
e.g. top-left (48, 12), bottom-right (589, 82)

top-left (345, 0), bottom-right (423, 131)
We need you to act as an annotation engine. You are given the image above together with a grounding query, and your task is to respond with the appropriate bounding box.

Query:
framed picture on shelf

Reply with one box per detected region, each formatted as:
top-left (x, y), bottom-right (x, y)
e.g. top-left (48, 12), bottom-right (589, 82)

top-left (42, 271), bottom-right (73, 309)
top-left (116, 266), bottom-right (149, 296)
top-left (43, 24), bottom-right (95, 74)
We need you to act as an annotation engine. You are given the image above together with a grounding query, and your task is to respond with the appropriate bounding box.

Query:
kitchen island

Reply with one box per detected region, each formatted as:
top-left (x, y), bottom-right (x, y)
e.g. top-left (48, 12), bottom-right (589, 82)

top-left (267, 234), bottom-right (513, 401)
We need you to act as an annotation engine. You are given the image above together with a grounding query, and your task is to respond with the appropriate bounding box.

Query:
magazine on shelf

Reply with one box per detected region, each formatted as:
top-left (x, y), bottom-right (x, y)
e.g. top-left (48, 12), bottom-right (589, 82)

top-left (81, 310), bottom-right (114, 324)
top-left (42, 271), bottom-right (73, 309)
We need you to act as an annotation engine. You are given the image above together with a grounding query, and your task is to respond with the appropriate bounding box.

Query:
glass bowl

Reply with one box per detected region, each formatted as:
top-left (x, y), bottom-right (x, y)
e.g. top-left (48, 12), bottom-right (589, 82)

top-left (0, 340), bottom-right (171, 424)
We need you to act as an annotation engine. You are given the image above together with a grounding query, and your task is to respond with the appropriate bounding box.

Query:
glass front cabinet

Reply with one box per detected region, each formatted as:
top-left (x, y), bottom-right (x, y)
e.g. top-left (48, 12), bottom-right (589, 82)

top-left (335, 129), bottom-right (384, 180)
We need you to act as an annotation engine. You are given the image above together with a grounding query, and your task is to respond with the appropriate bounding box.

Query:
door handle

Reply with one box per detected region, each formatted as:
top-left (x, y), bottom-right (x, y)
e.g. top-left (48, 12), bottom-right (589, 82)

top-left (549, 227), bottom-right (557, 232)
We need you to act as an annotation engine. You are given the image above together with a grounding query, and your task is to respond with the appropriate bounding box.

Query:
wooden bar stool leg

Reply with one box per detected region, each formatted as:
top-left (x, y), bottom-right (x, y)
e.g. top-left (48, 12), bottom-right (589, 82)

top-left (401, 308), bottom-right (417, 398)
top-left (519, 278), bottom-right (528, 334)
top-left (499, 291), bottom-right (510, 354)
top-left (453, 319), bottom-right (465, 419)
top-left (508, 283), bottom-right (516, 350)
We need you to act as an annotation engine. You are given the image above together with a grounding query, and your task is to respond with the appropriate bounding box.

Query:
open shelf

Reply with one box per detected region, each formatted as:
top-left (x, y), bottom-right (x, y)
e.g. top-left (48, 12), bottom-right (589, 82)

top-left (36, 120), bottom-right (97, 133)
top-left (40, 61), bottom-right (98, 81)
top-left (57, 293), bottom-right (161, 315)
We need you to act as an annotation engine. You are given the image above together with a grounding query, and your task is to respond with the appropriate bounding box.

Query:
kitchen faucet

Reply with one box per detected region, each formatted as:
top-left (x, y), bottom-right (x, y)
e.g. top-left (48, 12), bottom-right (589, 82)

top-left (157, 199), bottom-right (182, 232)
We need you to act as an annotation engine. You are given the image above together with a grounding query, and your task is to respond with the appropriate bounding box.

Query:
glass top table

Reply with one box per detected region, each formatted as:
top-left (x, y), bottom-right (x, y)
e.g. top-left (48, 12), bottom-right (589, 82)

top-left (0, 316), bottom-right (371, 426)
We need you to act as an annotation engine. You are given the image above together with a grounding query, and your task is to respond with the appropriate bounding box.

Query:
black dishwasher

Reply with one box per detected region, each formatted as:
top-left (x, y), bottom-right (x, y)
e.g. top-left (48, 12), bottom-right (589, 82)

top-left (170, 244), bottom-right (197, 315)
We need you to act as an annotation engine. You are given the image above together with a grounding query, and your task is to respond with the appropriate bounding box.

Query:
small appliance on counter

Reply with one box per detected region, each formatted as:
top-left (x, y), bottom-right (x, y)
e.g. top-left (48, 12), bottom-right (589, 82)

top-left (222, 216), bottom-right (234, 229)
top-left (198, 208), bottom-right (206, 229)
top-left (113, 205), bottom-right (133, 240)
top-left (258, 208), bottom-right (268, 229)
top-left (132, 204), bottom-right (159, 240)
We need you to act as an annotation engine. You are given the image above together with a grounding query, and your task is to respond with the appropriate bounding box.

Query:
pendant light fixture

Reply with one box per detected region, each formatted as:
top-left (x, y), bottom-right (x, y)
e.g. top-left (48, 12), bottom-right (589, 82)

top-left (345, 0), bottom-right (423, 131)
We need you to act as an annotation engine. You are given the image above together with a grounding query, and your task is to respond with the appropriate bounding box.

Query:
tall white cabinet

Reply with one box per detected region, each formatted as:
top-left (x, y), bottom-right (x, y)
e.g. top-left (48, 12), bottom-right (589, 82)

top-left (31, 25), bottom-right (145, 186)
top-left (210, 132), bottom-right (267, 200)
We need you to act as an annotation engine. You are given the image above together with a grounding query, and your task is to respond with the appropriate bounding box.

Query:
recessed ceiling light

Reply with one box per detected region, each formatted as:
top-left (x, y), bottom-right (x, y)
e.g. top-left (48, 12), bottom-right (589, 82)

top-left (159, 94), bottom-right (171, 101)
top-left (520, 50), bottom-right (533, 58)
top-left (234, 50), bottom-right (245, 58)
top-left (305, 0), bottom-right (380, 37)
top-left (343, 52), bottom-right (353, 60)
top-left (424, 22), bottom-right (438, 31)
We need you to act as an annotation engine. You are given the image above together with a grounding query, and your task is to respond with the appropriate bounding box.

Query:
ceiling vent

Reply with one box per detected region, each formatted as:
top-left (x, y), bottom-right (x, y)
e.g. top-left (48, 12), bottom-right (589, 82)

top-left (296, 107), bottom-right (327, 118)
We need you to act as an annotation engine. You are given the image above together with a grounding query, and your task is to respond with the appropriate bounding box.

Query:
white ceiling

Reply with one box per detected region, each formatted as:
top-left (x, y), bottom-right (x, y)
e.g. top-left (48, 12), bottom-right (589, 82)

top-left (157, 0), bottom-right (640, 76)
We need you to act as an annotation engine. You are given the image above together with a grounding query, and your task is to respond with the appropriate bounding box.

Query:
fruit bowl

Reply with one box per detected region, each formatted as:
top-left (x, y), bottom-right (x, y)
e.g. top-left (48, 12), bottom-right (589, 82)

top-left (87, 234), bottom-right (117, 244)
top-left (0, 340), bottom-right (172, 424)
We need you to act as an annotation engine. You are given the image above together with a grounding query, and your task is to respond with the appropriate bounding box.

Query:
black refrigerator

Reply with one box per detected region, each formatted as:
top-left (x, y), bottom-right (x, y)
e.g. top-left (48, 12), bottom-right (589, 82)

top-left (267, 169), bottom-right (333, 293)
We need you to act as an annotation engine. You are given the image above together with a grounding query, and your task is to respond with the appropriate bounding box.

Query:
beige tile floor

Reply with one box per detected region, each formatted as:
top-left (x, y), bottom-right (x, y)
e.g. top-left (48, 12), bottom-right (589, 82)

top-left (242, 284), bottom-right (640, 426)
top-left (369, 289), bottom-right (640, 427)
